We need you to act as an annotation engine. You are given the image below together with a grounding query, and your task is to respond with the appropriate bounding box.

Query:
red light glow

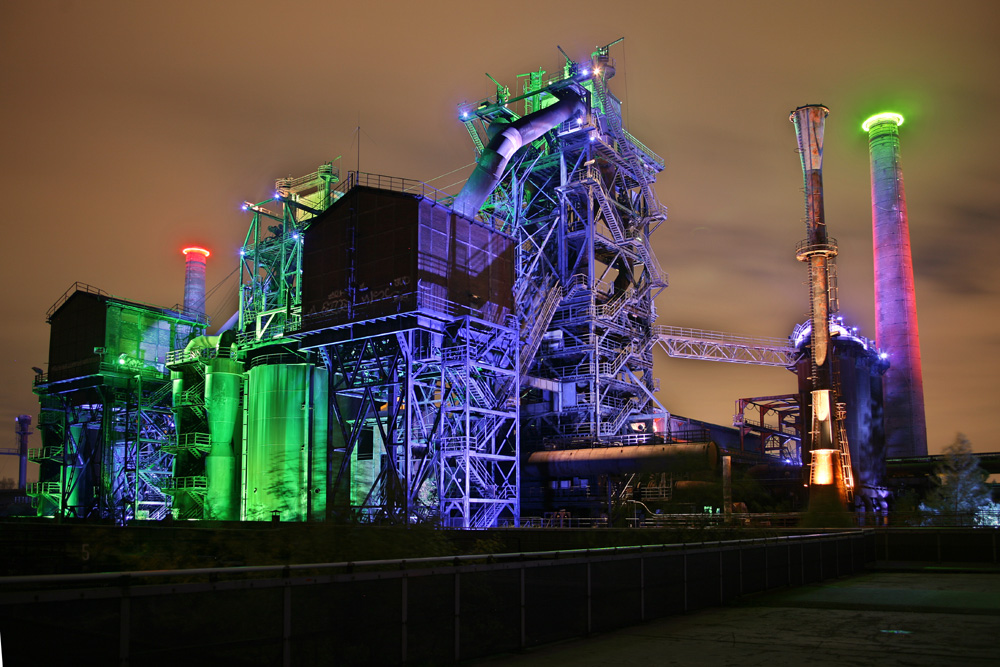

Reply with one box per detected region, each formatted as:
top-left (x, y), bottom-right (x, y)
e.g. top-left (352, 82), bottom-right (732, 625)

top-left (182, 247), bottom-right (211, 258)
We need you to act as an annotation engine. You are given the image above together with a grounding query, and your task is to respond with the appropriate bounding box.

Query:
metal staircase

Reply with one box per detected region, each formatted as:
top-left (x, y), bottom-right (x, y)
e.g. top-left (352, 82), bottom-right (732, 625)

top-left (519, 280), bottom-right (562, 377)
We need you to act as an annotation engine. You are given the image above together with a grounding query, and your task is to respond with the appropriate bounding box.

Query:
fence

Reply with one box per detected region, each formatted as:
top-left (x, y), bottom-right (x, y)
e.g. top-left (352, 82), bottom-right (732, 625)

top-left (0, 531), bottom-right (872, 666)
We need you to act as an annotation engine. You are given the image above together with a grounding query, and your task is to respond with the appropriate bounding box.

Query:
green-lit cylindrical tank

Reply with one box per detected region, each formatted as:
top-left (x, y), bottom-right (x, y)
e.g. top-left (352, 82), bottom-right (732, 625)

top-left (244, 361), bottom-right (328, 521)
top-left (204, 358), bottom-right (243, 520)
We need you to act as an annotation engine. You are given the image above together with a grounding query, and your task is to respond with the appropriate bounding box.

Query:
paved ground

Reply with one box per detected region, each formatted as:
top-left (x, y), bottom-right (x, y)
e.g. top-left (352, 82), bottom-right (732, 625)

top-left (475, 565), bottom-right (1000, 666)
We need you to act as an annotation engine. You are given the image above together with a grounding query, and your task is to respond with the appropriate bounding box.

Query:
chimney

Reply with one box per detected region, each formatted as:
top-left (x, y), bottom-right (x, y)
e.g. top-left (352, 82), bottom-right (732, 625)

top-left (863, 112), bottom-right (927, 457)
top-left (15, 415), bottom-right (31, 491)
top-left (790, 105), bottom-right (838, 446)
top-left (182, 247), bottom-right (210, 321)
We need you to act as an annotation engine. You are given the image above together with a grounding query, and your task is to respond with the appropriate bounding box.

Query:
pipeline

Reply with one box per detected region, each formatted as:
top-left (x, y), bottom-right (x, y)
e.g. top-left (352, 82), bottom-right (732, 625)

top-left (453, 90), bottom-right (585, 219)
top-left (525, 442), bottom-right (718, 478)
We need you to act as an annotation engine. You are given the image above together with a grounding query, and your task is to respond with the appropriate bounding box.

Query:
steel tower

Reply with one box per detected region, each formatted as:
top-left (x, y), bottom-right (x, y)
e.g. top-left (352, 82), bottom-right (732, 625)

top-left (458, 41), bottom-right (669, 452)
top-left (863, 112), bottom-right (927, 458)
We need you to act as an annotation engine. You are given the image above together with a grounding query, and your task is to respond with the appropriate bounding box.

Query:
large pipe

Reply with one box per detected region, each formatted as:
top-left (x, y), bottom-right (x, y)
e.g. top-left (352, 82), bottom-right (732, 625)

top-left (525, 442), bottom-right (718, 478)
top-left (790, 105), bottom-right (838, 453)
top-left (453, 91), bottom-right (585, 219)
top-left (863, 112), bottom-right (927, 457)
top-left (182, 246), bottom-right (210, 321)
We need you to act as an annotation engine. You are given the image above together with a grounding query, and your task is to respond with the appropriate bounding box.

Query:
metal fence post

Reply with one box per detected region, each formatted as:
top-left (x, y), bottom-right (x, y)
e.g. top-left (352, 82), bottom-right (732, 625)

top-left (835, 537), bottom-right (841, 577)
top-left (400, 576), bottom-right (408, 663)
top-left (786, 542), bottom-right (791, 587)
top-left (454, 570), bottom-right (461, 662)
top-left (738, 542), bottom-right (743, 596)
top-left (639, 552), bottom-right (645, 622)
top-left (119, 575), bottom-right (130, 667)
top-left (682, 550), bottom-right (688, 612)
top-left (718, 549), bottom-right (724, 604)
top-left (520, 563), bottom-right (526, 649)
top-left (586, 561), bottom-right (592, 636)
top-left (283, 566), bottom-right (292, 667)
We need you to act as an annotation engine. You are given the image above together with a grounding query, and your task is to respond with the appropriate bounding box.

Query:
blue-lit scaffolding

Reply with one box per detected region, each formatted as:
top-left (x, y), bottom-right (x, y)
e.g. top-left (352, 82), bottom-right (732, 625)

top-left (458, 42), bottom-right (669, 449)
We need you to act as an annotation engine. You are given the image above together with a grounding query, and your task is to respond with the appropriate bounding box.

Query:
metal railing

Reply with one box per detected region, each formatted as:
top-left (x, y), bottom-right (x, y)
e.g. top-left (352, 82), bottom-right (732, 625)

top-left (0, 531), bottom-right (872, 665)
top-left (332, 171), bottom-right (454, 207)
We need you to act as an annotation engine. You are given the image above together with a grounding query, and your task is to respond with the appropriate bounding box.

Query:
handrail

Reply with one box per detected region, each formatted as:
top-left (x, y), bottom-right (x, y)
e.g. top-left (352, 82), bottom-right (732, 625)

top-left (0, 530), bottom-right (870, 587)
top-left (45, 282), bottom-right (108, 319)
top-left (654, 325), bottom-right (793, 349)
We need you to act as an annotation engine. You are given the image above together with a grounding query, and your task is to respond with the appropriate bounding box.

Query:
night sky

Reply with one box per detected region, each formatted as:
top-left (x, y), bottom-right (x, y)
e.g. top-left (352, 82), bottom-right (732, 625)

top-left (2, 1), bottom-right (998, 482)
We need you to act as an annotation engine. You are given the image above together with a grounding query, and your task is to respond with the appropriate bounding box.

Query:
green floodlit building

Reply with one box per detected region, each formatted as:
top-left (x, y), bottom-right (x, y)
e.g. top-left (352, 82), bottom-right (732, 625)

top-left (30, 285), bottom-right (205, 521)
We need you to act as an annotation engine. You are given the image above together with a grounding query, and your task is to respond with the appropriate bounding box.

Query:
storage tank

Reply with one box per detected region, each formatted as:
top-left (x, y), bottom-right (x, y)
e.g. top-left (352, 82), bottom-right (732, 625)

top-left (244, 356), bottom-right (328, 521)
top-left (204, 357), bottom-right (243, 520)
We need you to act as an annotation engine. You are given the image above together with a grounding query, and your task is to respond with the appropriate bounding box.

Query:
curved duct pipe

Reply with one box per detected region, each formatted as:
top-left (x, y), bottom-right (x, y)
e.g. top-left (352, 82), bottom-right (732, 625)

top-left (525, 442), bottom-right (719, 478)
top-left (453, 91), bottom-right (586, 219)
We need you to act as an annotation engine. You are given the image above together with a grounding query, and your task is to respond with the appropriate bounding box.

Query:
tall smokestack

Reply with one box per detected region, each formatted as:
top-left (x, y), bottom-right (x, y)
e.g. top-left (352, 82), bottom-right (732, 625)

top-left (791, 105), bottom-right (853, 506)
top-left (15, 415), bottom-right (31, 491)
top-left (182, 246), bottom-right (210, 321)
top-left (863, 112), bottom-right (927, 457)
top-left (791, 106), bottom-right (837, 439)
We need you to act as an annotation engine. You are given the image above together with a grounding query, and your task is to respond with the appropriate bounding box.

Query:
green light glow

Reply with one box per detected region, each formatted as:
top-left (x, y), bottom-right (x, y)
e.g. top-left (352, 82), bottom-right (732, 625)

top-left (862, 112), bottom-right (904, 133)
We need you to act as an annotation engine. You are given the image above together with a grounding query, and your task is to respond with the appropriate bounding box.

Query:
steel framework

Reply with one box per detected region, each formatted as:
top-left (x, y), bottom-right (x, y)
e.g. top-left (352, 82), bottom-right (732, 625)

top-left (733, 393), bottom-right (802, 463)
top-left (294, 173), bottom-right (521, 527)
top-left (654, 325), bottom-right (799, 367)
top-left (239, 162), bottom-right (340, 347)
top-left (30, 355), bottom-right (180, 521)
top-left (461, 42), bottom-right (670, 448)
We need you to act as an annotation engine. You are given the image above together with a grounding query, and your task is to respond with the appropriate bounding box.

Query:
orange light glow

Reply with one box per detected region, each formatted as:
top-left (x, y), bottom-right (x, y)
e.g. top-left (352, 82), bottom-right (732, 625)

top-left (182, 247), bottom-right (211, 258)
top-left (811, 449), bottom-right (837, 486)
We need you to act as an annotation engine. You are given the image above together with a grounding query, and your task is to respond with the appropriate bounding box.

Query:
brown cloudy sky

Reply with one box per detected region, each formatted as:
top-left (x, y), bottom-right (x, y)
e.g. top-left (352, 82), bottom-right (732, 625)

top-left (2, 0), bottom-right (998, 480)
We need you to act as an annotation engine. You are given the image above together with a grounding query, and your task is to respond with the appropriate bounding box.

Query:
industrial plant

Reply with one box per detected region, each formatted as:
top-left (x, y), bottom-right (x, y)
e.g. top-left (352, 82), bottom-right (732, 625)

top-left (23, 43), bottom-right (929, 527)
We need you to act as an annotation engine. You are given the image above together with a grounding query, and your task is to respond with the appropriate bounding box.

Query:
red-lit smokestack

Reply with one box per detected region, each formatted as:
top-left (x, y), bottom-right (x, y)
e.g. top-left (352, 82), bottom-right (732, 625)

top-left (863, 113), bottom-right (927, 458)
top-left (182, 247), bottom-right (210, 321)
